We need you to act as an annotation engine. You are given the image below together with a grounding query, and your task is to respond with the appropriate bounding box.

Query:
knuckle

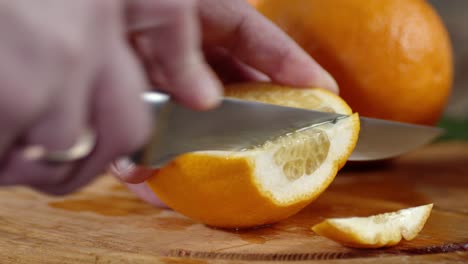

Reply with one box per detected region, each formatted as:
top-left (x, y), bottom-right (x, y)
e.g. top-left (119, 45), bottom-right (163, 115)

top-left (225, 13), bottom-right (251, 50)
top-left (52, 2), bottom-right (121, 70)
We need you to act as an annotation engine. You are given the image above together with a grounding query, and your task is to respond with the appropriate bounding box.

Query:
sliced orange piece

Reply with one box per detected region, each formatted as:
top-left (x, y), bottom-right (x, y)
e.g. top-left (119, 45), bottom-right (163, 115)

top-left (312, 204), bottom-right (433, 248)
top-left (146, 83), bottom-right (360, 228)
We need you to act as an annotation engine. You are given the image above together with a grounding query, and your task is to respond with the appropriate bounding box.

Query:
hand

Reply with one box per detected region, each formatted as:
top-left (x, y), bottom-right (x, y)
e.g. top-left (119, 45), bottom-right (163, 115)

top-left (127, 0), bottom-right (338, 110)
top-left (0, 0), bottom-right (151, 194)
top-left (117, 0), bottom-right (338, 207)
top-left (0, 0), bottom-right (338, 195)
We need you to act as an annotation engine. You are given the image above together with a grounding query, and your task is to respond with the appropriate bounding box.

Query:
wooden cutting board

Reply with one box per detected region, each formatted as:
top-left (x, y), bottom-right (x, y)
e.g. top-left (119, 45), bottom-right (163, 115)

top-left (0, 142), bottom-right (467, 263)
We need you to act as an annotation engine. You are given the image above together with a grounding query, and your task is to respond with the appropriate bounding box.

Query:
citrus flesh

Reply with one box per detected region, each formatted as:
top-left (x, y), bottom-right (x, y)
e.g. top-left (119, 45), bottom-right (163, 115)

top-left (312, 204), bottom-right (433, 248)
top-left (253, 0), bottom-right (452, 125)
top-left (146, 83), bottom-right (360, 228)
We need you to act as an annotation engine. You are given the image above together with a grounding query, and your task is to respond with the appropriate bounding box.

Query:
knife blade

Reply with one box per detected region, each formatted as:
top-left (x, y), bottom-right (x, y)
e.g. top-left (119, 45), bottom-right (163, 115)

top-left (348, 117), bottom-right (443, 161)
top-left (132, 92), bottom-right (443, 167)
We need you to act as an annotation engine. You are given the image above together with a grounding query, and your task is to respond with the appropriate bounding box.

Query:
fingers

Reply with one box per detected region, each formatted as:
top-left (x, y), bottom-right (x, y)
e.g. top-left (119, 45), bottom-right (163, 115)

top-left (110, 159), bottom-right (167, 207)
top-left (0, 50), bottom-right (94, 188)
top-left (204, 47), bottom-right (270, 84)
top-left (0, 74), bottom-right (48, 163)
top-left (127, 0), bottom-right (222, 110)
top-left (0, 77), bottom-right (89, 187)
top-left (0, 0), bottom-right (150, 193)
top-left (111, 157), bottom-right (156, 184)
top-left (199, 0), bottom-right (338, 92)
top-left (124, 182), bottom-right (168, 208)
top-left (0, 1), bottom-right (100, 187)
top-left (0, 75), bottom-right (53, 185)
top-left (50, 34), bottom-right (152, 194)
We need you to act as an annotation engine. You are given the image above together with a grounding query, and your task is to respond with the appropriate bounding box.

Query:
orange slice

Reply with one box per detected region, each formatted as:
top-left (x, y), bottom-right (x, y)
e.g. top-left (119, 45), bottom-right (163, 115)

top-left (146, 83), bottom-right (360, 228)
top-left (312, 204), bottom-right (433, 248)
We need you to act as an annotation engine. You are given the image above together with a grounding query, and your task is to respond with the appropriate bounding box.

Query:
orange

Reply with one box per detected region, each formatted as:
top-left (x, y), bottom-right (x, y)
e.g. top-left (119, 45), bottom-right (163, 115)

top-left (146, 83), bottom-right (360, 228)
top-left (312, 204), bottom-right (433, 248)
top-left (253, 0), bottom-right (453, 125)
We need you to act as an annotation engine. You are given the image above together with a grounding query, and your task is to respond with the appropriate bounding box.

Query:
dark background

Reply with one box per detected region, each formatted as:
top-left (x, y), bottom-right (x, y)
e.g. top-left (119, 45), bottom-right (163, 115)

top-left (429, 0), bottom-right (468, 140)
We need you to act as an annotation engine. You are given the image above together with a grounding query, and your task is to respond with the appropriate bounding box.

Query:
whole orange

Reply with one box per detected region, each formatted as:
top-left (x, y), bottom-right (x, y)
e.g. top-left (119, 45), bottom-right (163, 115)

top-left (253, 0), bottom-right (453, 125)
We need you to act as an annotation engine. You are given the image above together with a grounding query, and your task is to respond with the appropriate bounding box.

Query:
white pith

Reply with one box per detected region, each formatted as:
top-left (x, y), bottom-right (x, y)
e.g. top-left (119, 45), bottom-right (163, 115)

top-left (198, 90), bottom-right (358, 205)
top-left (326, 204), bottom-right (433, 244)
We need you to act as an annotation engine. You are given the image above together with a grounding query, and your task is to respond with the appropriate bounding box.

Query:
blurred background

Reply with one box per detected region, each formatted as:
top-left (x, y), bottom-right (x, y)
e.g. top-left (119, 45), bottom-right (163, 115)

top-left (429, 0), bottom-right (468, 140)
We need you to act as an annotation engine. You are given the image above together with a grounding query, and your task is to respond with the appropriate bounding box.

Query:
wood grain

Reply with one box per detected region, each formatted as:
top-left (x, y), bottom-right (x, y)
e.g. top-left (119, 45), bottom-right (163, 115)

top-left (0, 142), bottom-right (467, 263)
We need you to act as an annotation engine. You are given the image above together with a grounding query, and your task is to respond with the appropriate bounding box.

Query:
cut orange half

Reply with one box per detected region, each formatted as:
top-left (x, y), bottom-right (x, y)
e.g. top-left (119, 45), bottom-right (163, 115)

top-left (146, 83), bottom-right (360, 228)
top-left (312, 204), bottom-right (433, 248)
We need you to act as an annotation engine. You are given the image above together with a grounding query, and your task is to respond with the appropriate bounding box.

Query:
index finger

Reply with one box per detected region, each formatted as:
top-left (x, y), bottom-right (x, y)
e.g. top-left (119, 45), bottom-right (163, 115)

top-left (199, 0), bottom-right (338, 93)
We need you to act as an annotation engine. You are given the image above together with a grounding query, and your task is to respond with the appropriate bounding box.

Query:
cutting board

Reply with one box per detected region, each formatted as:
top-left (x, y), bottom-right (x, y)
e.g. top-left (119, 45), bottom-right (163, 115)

top-left (0, 142), bottom-right (467, 263)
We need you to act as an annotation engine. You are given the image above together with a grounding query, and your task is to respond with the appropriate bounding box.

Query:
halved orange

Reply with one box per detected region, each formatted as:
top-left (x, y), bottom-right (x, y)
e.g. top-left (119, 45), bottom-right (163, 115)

top-left (146, 83), bottom-right (360, 228)
top-left (312, 204), bottom-right (433, 248)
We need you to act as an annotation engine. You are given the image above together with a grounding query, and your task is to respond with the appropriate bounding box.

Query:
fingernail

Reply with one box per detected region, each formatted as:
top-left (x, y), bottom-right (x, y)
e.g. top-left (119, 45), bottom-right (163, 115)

top-left (111, 157), bottom-right (137, 179)
top-left (319, 69), bottom-right (339, 94)
top-left (124, 182), bottom-right (169, 208)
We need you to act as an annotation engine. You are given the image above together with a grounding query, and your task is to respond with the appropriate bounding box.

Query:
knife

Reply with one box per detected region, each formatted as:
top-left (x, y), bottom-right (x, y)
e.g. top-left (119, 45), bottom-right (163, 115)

top-left (131, 92), bottom-right (443, 167)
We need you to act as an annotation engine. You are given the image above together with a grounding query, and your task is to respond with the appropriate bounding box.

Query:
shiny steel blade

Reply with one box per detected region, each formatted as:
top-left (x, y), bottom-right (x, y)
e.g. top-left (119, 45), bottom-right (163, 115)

top-left (133, 92), bottom-right (346, 167)
top-left (349, 117), bottom-right (444, 161)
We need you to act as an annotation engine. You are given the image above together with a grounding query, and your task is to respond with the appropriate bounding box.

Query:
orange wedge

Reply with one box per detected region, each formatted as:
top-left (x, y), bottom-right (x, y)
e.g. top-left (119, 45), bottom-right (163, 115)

top-left (312, 204), bottom-right (433, 248)
top-left (146, 83), bottom-right (360, 228)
